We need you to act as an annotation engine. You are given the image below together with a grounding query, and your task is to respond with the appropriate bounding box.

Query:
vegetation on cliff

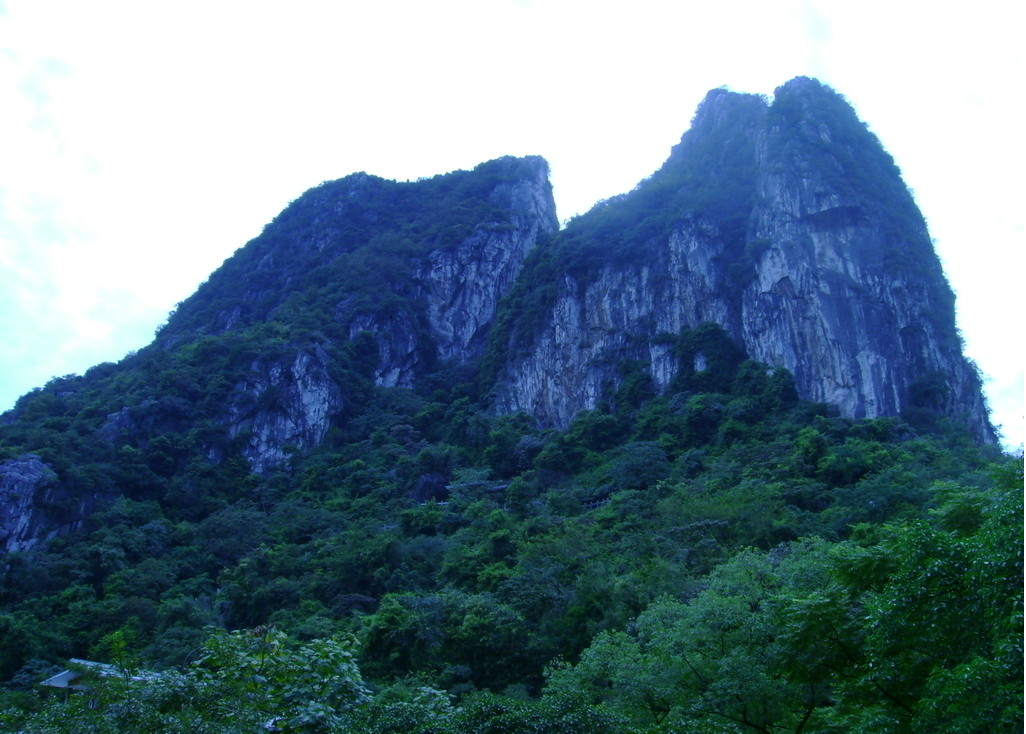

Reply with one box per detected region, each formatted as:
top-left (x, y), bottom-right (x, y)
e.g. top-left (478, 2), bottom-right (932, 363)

top-left (0, 77), bottom-right (1018, 732)
top-left (1, 321), bottom-right (1020, 732)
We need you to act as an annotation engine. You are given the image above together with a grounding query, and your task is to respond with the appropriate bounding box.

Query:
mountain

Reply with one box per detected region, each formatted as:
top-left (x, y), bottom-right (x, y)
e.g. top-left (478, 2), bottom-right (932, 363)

top-left (0, 78), bottom-right (996, 556)
top-left (1, 78), bottom-right (1019, 731)
top-left (156, 154), bottom-right (558, 472)
top-left (489, 78), bottom-right (992, 441)
top-left (160, 77), bottom-right (992, 448)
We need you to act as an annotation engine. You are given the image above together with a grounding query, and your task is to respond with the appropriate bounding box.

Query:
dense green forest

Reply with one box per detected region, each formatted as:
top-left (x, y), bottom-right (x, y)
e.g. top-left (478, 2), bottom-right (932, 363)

top-left (0, 322), bottom-right (1020, 733)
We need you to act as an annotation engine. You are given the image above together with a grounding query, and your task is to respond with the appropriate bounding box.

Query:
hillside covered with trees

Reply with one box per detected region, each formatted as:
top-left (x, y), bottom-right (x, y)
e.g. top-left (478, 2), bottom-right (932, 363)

top-left (0, 78), bottom-right (1020, 733)
top-left (2, 324), bottom-right (1019, 731)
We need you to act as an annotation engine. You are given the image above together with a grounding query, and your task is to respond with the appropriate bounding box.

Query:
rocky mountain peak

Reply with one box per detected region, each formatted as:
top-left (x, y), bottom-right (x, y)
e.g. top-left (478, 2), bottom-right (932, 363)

top-left (490, 77), bottom-right (995, 443)
top-left (681, 86), bottom-right (767, 136)
top-left (0, 78), bottom-right (996, 557)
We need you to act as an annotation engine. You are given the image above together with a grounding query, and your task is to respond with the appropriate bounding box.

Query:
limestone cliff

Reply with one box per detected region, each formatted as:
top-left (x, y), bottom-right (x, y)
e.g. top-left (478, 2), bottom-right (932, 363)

top-left (491, 79), bottom-right (994, 442)
top-left (0, 454), bottom-right (90, 554)
top-left (221, 345), bottom-right (344, 473)
top-left (0, 78), bottom-right (999, 559)
top-left (192, 155), bottom-right (557, 470)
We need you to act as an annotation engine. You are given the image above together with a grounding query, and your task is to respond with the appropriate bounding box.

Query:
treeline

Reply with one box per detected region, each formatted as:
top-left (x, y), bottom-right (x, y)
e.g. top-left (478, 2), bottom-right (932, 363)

top-left (1, 323), bottom-right (1020, 732)
top-left (2, 464), bottom-right (1019, 732)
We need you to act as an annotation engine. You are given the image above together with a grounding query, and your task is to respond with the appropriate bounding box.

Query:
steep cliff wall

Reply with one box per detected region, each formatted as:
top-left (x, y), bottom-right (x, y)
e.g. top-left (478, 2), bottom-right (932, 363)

top-left (201, 155), bottom-right (558, 469)
top-left (345, 158), bottom-right (558, 387)
top-left (0, 78), bottom-right (998, 561)
top-left (0, 454), bottom-right (96, 554)
top-left (492, 216), bottom-right (737, 423)
top-left (221, 345), bottom-right (345, 473)
top-left (492, 78), bottom-right (994, 442)
top-left (741, 79), bottom-right (989, 437)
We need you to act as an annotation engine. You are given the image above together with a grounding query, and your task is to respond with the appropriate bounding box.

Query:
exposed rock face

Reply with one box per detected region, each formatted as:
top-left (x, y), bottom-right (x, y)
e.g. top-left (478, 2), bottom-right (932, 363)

top-left (0, 455), bottom-right (71, 554)
top-left (421, 192), bottom-right (557, 364)
top-left (741, 79), bottom-right (986, 435)
top-left (494, 218), bottom-right (739, 423)
top-left (342, 159), bottom-right (558, 386)
top-left (493, 79), bottom-right (995, 442)
top-left (223, 345), bottom-right (344, 473)
top-left (172, 155), bottom-right (558, 469)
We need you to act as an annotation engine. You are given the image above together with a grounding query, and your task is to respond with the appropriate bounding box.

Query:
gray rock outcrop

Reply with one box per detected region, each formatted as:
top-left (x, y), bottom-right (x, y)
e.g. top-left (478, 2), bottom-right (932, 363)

top-left (0, 454), bottom-right (67, 554)
top-left (492, 79), bottom-right (994, 442)
top-left (342, 158), bottom-right (558, 387)
top-left (223, 345), bottom-right (345, 473)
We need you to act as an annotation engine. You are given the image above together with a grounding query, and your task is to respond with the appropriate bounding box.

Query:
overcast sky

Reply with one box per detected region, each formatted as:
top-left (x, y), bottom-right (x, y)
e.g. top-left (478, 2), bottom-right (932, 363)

top-left (1, 0), bottom-right (1022, 449)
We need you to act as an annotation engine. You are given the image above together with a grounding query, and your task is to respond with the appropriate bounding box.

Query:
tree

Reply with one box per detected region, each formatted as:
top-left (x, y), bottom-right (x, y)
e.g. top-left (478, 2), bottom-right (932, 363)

top-left (828, 466), bottom-right (1023, 733)
top-left (2, 628), bottom-right (368, 734)
top-left (546, 540), bottom-right (840, 732)
top-left (359, 590), bottom-right (531, 692)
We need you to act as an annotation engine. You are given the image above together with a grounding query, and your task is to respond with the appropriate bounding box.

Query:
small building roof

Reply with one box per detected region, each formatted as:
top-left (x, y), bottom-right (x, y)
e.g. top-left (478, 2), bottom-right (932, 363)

top-left (40, 658), bottom-right (160, 689)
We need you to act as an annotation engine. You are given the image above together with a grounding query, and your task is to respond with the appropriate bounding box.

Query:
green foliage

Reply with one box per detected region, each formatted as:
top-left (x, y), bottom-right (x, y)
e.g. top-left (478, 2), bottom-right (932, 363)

top-left (826, 466), bottom-right (1023, 733)
top-left (191, 628), bottom-right (368, 731)
top-left (3, 330), bottom-right (1012, 725)
top-left (360, 589), bottom-right (531, 692)
top-left (1, 628), bottom-right (368, 734)
top-left (548, 466), bottom-right (1023, 733)
top-left (0, 145), bottom-right (1014, 732)
top-left (546, 541), bottom-right (836, 731)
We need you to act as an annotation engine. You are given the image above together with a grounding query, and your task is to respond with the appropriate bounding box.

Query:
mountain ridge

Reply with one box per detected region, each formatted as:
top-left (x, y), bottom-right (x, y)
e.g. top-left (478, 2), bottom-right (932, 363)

top-left (0, 77), bottom-right (996, 557)
top-left (485, 78), bottom-right (992, 442)
top-left (1, 80), bottom-right (1018, 730)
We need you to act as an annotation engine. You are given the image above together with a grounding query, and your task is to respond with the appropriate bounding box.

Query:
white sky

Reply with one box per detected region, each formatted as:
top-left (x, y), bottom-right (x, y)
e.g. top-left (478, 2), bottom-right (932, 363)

top-left (0, 0), bottom-right (1022, 450)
